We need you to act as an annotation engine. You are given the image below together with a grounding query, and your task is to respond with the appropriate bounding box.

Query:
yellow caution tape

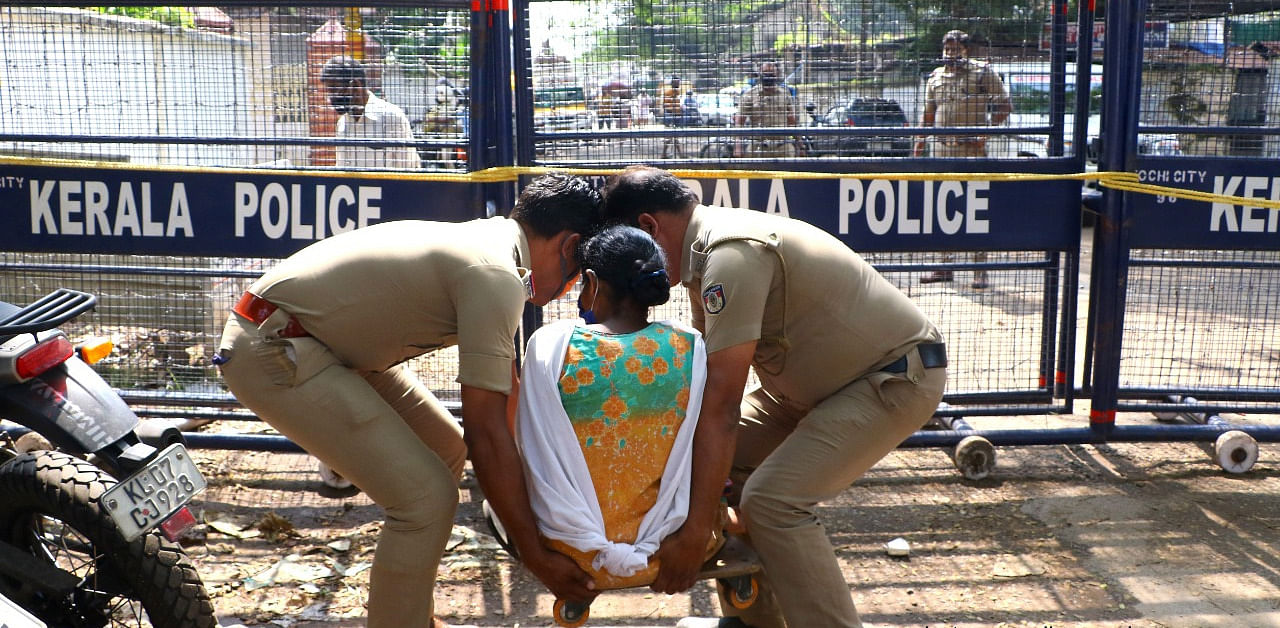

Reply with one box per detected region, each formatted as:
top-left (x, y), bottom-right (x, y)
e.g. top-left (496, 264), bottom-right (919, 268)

top-left (4, 155), bottom-right (1276, 210)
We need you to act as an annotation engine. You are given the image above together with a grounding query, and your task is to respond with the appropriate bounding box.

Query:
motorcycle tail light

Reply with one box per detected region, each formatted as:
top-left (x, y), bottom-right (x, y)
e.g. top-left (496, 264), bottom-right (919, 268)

top-left (16, 335), bottom-right (74, 379)
top-left (77, 336), bottom-right (114, 365)
top-left (160, 507), bottom-right (198, 542)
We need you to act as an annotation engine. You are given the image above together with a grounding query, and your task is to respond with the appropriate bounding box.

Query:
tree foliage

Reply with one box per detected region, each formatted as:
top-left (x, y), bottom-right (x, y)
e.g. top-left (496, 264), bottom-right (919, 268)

top-left (888, 0), bottom-right (1051, 61)
top-left (93, 6), bottom-right (195, 29)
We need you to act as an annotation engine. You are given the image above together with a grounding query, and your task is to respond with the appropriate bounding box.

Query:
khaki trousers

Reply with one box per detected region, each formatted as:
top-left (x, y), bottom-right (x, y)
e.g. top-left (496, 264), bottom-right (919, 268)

top-left (930, 138), bottom-right (987, 158)
top-left (721, 345), bottom-right (947, 628)
top-left (217, 312), bottom-right (467, 628)
top-left (931, 139), bottom-right (988, 278)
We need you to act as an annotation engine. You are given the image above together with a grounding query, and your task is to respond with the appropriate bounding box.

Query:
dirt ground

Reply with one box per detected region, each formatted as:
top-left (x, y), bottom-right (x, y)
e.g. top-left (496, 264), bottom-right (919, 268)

top-left (178, 410), bottom-right (1280, 628)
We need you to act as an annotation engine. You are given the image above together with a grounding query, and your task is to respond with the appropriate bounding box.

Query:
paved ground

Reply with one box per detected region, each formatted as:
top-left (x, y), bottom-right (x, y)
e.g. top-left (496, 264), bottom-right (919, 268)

top-left (189, 410), bottom-right (1280, 628)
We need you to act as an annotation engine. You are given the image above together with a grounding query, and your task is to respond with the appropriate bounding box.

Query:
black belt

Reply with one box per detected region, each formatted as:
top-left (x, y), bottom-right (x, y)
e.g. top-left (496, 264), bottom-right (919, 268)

top-left (880, 342), bottom-right (947, 374)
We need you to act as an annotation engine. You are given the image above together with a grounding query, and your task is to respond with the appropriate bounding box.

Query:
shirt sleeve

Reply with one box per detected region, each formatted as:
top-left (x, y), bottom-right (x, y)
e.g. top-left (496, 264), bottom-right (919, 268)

top-left (980, 66), bottom-right (1010, 102)
top-left (389, 111), bottom-right (421, 169)
top-left (697, 240), bottom-right (777, 354)
top-left (455, 264), bottom-right (525, 394)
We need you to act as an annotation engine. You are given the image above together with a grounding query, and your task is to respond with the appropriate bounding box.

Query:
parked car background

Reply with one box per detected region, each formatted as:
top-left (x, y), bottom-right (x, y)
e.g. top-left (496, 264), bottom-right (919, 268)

top-left (805, 97), bottom-right (912, 157)
top-left (693, 93), bottom-right (738, 126)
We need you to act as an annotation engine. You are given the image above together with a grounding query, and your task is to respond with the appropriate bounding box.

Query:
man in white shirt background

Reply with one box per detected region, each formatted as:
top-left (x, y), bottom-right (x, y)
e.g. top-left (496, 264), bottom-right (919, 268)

top-left (321, 55), bottom-right (422, 169)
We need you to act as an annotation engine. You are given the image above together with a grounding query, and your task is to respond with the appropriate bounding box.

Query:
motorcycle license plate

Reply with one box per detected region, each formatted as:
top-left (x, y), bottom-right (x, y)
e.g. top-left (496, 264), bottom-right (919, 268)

top-left (102, 443), bottom-right (207, 542)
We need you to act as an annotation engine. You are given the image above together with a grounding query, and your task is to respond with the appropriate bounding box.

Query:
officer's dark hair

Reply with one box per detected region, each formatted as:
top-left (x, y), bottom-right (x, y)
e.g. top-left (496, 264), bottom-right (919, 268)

top-left (510, 173), bottom-right (602, 242)
top-left (942, 30), bottom-right (970, 47)
top-left (600, 166), bottom-right (698, 226)
top-left (321, 56), bottom-right (366, 85)
top-left (581, 225), bottom-right (670, 308)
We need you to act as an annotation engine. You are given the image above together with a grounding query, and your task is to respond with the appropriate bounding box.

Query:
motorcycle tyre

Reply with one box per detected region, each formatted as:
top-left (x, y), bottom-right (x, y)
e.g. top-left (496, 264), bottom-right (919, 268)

top-left (0, 450), bottom-right (216, 628)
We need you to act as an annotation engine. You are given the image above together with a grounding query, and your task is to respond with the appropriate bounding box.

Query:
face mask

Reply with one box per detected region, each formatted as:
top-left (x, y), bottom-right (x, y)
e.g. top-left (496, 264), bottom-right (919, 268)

top-left (577, 270), bottom-right (598, 324)
top-left (329, 94), bottom-right (358, 115)
top-left (760, 76), bottom-right (778, 87)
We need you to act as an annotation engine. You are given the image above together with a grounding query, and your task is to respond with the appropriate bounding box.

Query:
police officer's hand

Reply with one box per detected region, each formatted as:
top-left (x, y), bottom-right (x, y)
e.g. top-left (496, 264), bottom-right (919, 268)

top-left (525, 547), bottom-right (598, 604)
top-left (650, 524), bottom-right (711, 594)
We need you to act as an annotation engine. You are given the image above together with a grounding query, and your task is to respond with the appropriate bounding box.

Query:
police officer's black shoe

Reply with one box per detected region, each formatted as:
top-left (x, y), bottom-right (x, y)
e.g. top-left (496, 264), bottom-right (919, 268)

top-left (971, 270), bottom-right (990, 289)
top-left (920, 270), bottom-right (954, 284)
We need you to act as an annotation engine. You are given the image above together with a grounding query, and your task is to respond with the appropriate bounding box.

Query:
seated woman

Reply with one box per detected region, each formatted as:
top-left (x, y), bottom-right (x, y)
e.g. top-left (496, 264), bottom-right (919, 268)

top-left (515, 225), bottom-right (717, 588)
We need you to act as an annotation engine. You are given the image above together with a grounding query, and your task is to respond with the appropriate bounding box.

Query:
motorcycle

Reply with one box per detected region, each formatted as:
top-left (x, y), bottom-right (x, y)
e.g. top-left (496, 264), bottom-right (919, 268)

top-left (0, 289), bottom-right (216, 627)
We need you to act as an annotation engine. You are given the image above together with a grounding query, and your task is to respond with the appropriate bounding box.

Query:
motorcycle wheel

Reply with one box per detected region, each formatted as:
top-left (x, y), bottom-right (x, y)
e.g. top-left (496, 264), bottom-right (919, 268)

top-left (0, 450), bottom-right (215, 628)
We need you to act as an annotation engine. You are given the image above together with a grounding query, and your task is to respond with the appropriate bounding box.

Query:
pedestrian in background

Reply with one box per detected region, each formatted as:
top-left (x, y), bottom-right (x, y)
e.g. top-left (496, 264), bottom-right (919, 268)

top-left (320, 55), bottom-right (421, 170)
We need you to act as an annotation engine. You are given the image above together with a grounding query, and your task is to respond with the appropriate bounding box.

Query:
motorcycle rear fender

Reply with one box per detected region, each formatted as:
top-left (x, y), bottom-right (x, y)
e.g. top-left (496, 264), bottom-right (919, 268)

top-left (0, 357), bottom-right (137, 455)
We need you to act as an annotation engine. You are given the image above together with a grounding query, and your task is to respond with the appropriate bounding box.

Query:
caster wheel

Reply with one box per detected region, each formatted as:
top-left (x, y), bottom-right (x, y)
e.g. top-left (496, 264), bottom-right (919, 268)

top-left (1213, 430), bottom-right (1258, 474)
top-left (553, 598), bottom-right (590, 627)
top-left (721, 574), bottom-right (759, 609)
top-left (952, 435), bottom-right (996, 481)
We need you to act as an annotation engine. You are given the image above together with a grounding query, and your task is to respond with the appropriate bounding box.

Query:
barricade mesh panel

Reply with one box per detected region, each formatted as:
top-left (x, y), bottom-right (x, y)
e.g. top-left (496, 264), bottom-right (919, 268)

top-left (0, 253), bottom-right (463, 405)
top-left (1140, 1), bottom-right (1280, 158)
top-left (521, 0), bottom-right (1088, 164)
top-left (543, 250), bottom-right (1062, 406)
top-left (3, 250), bottom-right (1062, 413)
top-left (0, 6), bottom-right (469, 170)
top-left (1120, 249), bottom-right (1280, 408)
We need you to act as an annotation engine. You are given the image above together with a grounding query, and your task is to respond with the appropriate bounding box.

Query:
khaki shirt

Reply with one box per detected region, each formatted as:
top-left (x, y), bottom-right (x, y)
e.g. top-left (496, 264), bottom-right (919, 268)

top-left (737, 84), bottom-right (797, 127)
top-left (680, 205), bottom-right (938, 406)
top-left (925, 59), bottom-right (1010, 128)
top-left (249, 217), bottom-right (530, 393)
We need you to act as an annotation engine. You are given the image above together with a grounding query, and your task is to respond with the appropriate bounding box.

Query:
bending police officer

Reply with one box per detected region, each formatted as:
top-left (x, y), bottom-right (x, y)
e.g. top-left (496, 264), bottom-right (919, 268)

top-left (600, 166), bottom-right (948, 628)
top-left (216, 174), bottom-right (602, 628)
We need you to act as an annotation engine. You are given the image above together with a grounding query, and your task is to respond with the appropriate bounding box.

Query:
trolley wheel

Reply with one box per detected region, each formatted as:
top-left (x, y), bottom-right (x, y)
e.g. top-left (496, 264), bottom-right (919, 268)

top-left (952, 435), bottom-right (997, 481)
top-left (1213, 430), bottom-right (1259, 474)
top-left (720, 574), bottom-right (759, 610)
top-left (553, 598), bottom-right (590, 627)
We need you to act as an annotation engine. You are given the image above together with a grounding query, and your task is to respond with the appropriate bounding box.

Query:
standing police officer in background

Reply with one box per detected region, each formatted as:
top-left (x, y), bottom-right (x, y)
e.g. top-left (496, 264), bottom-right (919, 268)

top-left (734, 62), bottom-right (799, 158)
top-left (216, 174), bottom-right (602, 628)
top-left (915, 30), bottom-right (1011, 288)
top-left (915, 30), bottom-right (1012, 158)
top-left (600, 166), bottom-right (948, 628)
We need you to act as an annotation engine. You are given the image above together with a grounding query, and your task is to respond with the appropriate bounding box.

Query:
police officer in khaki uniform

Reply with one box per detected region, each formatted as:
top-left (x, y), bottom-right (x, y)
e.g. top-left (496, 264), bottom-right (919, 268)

top-left (915, 30), bottom-right (1012, 158)
top-left (215, 174), bottom-right (602, 628)
top-left (600, 166), bottom-right (947, 628)
top-left (734, 62), bottom-right (799, 158)
top-left (915, 30), bottom-right (1011, 288)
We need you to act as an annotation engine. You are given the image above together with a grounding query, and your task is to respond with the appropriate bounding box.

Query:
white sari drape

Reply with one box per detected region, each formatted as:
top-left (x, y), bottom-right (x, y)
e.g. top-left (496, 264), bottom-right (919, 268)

top-left (515, 319), bottom-right (707, 578)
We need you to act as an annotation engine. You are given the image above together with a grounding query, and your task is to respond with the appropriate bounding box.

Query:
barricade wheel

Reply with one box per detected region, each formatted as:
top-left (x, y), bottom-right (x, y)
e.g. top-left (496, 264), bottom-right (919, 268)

top-left (952, 435), bottom-right (997, 481)
top-left (553, 598), bottom-right (590, 627)
top-left (1213, 430), bottom-right (1259, 474)
top-left (721, 574), bottom-right (759, 609)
